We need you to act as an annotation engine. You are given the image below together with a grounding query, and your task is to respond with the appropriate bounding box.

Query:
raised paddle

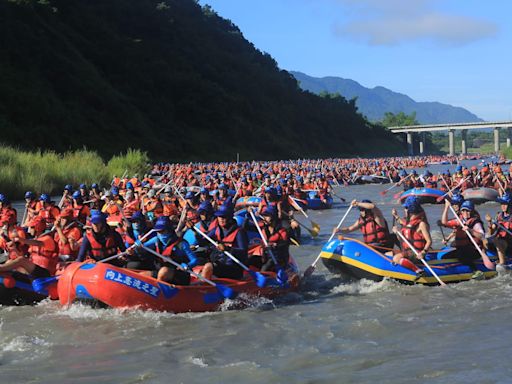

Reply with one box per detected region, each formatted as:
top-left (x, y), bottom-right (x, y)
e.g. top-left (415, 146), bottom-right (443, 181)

top-left (192, 226), bottom-right (268, 288)
top-left (380, 173), bottom-right (413, 196)
top-left (247, 208), bottom-right (288, 286)
top-left (447, 202), bottom-right (495, 270)
top-left (288, 196), bottom-right (321, 234)
top-left (303, 204), bottom-right (354, 278)
top-left (436, 177), bottom-right (468, 202)
top-left (394, 230), bottom-right (447, 286)
top-left (141, 246), bottom-right (236, 300)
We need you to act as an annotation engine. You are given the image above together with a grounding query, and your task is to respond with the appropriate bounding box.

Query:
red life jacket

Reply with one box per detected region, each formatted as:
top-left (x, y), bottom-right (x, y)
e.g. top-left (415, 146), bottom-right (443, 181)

top-left (29, 234), bottom-right (59, 274)
top-left (497, 211), bottom-right (512, 239)
top-left (214, 226), bottom-right (241, 247)
top-left (401, 216), bottom-right (427, 252)
top-left (85, 229), bottom-right (118, 260)
top-left (208, 218), bottom-right (218, 232)
top-left (446, 216), bottom-right (483, 247)
top-left (156, 238), bottom-right (181, 258)
top-left (358, 213), bottom-right (390, 244)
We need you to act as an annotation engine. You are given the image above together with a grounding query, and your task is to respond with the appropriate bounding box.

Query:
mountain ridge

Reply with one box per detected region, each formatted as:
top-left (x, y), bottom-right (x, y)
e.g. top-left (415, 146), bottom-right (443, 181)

top-left (291, 71), bottom-right (483, 124)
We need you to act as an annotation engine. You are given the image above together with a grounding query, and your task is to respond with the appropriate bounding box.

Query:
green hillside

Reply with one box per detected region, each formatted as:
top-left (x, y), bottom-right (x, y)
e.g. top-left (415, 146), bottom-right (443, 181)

top-left (0, 0), bottom-right (402, 161)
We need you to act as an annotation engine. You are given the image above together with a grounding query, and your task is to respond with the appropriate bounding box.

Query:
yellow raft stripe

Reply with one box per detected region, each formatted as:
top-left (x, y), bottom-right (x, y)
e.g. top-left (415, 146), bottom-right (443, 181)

top-left (320, 251), bottom-right (496, 283)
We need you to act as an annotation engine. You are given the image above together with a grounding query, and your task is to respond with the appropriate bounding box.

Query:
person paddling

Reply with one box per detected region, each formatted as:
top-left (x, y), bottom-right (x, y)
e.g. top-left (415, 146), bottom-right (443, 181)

top-left (485, 192), bottom-right (512, 273)
top-left (441, 200), bottom-right (485, 280)
top-left (391, 196), bottom-right (432, 279)
top-left (334, 199), bottom-right (394, 251)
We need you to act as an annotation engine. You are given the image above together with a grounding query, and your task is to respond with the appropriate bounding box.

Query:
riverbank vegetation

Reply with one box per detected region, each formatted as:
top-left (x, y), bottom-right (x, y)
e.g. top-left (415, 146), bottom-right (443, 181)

top-left (0, 146), bottom-right (149, 199)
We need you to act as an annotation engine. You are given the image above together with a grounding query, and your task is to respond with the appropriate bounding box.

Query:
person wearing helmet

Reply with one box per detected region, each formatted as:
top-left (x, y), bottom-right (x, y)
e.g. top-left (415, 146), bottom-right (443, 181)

top-left (253, 205), bottom-right (290, 272)
top-left (213, 183), bottom-right (229, 209)
top-left (422, 170), bottom-right (437, 189)
top-left (441, 199), bottom-right (485, 279)
top-left (38, 194), bottom-right (60, 230)
top-left (22, 191), bottom-right (38, 227)
top-left (0, 214), bottom-right (28, 261)
top-left (72, 190), bottom-right (91, 225)
top-left (257, 187), bottom-right (282, 219)
top-left (143, 189), bottom-right (163, 221)
top-left (391, 196), bottom-right (431, 279)
top-left (0, 216), bottom-right (59, 278)
top-left (162, 187), bottom-right (180, 219)
top-left (184, 191), bottom-right (200, 210)
top-left (133, 216), bottom-right (198, 285)
top-left (121, 211), bottom-right (156, 271)
top-left (200, 203), bottom-right (248, 280)
top-left (76, 212), bottom-right (126, 266)
top-left (122, 189), bottom-right (140, 220)
top-left (0, 194), bottom-right (17, 228)
top-left (54, 208), bottom-right (82, 260)
top-left (60, 184), bottom-right (74, 209)
top-left (79, 184), bottom-right (88, 199)
top-left (335, 199), bottom-right (394, 250)
top-left (486, 193), bottom-right (512, 272)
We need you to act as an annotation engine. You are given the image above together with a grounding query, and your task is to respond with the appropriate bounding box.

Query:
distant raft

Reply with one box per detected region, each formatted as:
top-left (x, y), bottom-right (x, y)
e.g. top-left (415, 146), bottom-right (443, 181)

top-left (320, 237), bottom-right (497, 285)
top-left (462, 187), bottom-right (499, 204)
top-left (56, 260), bottom-right (300, 313)
top-left (359, 175), bottom-right (390, 184)
top-left (398, 187), bottom-right (445, 204)
top-left (235, 196), bottom-right (262, 210)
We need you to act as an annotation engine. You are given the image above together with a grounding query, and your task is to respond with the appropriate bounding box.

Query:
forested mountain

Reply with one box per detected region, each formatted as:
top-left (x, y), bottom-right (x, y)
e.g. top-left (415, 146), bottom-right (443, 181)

top-left (0, 0), bottom-right (402, 161)
top-left (291, 71), bottom-right (483, 125)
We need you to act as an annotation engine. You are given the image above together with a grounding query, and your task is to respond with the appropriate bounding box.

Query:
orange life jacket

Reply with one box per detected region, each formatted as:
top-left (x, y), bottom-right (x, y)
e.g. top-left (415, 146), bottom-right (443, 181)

top-left (358, 213), bottom-right (390, 244)
top-left (446, 216), bottom-right (483, 247)
top-left (85, 229), bottom-right (119, 260)
top-left (401, 216), bottom-right (427, 252)
top-left (29, 234), bottom-right (59, 274)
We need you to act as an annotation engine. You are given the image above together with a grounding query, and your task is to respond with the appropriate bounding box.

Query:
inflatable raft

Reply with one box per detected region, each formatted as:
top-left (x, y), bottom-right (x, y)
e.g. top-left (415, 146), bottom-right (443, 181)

top-left (399, 188), bottom-right (445, 204)
top-left (320, 237), bottom-right (497, 285)
top-left (0, 272), bottom-right (48, 306)
top-left (56, 260), bottom-right (300, 312)
top-left (360, 175), bottom-right (390, 184)
top-left (235, 196), bottom-right (261, 210)
top-left (462, 188), bottom-right (499, 204)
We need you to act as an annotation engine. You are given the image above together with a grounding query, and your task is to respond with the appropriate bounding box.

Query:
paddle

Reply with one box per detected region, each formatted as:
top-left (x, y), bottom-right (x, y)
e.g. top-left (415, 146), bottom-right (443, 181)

top-left (380, 173), bottom-right (413, 196)
top-left (247, 208), bottom-right (288, 286)
top-left (394, 230), bottom-right (447, 286)
top-left (436, 220), bottom-right (448, 244)
top-left (32, 229), bottom-right (157, 294)
top-left (192, 226), bottom-right (268, 288)
top-left (288, 196), bottom-right (321, 234)
top-left (303, 204), bottom-right (354, 278)
top-left (446, 202), bottom-right (495, 270)
top-left (436, 177), bottom-right (468, 202)
top-left (331, 191), bottom-right (346, 203)
top-left (141, 246), bottom-right (236, 300)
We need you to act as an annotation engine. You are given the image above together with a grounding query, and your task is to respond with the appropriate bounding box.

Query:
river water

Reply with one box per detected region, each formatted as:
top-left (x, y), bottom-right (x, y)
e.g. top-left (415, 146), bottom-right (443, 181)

top-left (2, 159), bottom-right (512, 384)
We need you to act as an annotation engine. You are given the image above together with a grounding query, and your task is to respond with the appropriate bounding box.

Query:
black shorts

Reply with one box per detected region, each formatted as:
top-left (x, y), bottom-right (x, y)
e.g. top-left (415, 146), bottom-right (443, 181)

top-left (32, 265), bottom-right (51, 279)
top-left (152, 265), bottom-right (191, 286)
top-left (213, 263), bottom-right (243, 280)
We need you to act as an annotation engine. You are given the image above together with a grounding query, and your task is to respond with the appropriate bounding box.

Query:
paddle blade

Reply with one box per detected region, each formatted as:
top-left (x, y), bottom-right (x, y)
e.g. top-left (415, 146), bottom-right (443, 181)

top-left (435, 196), bottom-right (446, 203)
top-left (32, 276), bottom-right (59, 295)
top-left (277, 269), bottom-right (288, 287)
top-left (249, 270), bottom-right (268, 288)
top-left (203, 292), bottom-right (224, 304)
top-left (379, 190), bottom-right (387, 196)
top-left (393, 192), bottom-right (402, 200)
top-left (303, 265), bottom-right (315, 278)
top-left (310, 222), bottom-right (320, 237)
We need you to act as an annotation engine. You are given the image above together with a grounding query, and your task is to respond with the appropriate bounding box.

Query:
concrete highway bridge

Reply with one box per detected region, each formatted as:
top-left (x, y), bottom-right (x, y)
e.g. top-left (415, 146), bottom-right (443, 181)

top-left (390, 121), bottom-right (512, 155)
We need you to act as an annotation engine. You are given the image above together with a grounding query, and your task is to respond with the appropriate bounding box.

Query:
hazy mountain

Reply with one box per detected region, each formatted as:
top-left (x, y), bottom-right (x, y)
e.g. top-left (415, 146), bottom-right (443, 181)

top-left (291, 71), bottom-right (483, 124)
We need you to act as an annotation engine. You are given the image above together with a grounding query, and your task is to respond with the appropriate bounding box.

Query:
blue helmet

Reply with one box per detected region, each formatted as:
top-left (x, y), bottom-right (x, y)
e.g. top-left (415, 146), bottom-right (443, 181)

top-left (497, 193), bottom-right (512, 206)
top-left (154, 216), bottom-right (173, 231)
top-left (460, 200), bottom-right (475, 212)
top-left (25, 191), bottom-right (35, 199)
top-left (450, 193), bottom-right (464, 206)
top-left (399, 170), bottom-right (407, 177)
top-left (218, 183), bottom-right (227, 191)
top-left (72, 191), bottom-right (82, 200)
top-left (130, 211), bottom-right (145, 222)
top-left (411, 170), bottom-right (417, 175)
top-left (79, 183), bottom-right (87, 190)
top-left (90, 212), bottom-right (108, 225)
top-left (261, 205), bottom-right (278, 219)
top-left (111, 187), bottom-right (119, 196)
top-left (214, 204), bottom-right (234, 218)
top-left (403, 196), bottom-right (422, 214)
top-left (39, 193), bottom-right (50, 203)
top-left (456, 165), bottom-right (463, 172)
top-left (185, 191), bottom-right (195, 200)
top-left (126, 182), bottom-right (134, 190)
top-left (0, 194), bottom-right (9, 204)
top-left (200, 187), bottom-right (209, 194)
top-left (198, 201), bottom-right (213, 216)
top-left (91, 183), bottom-right (99, 189)
top-left (64, 184), bottom-right (73, 192)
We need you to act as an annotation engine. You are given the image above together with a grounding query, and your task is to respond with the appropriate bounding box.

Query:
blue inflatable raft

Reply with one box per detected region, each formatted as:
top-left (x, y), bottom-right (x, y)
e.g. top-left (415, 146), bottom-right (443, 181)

top-left (320, 237), bottom-right (498, 285)
top-left (399, 188), bottom-right (445, 204)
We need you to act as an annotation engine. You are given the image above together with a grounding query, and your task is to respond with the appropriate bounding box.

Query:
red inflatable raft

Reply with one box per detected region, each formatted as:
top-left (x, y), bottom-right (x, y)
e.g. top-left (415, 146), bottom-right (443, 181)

top-left (57, 260), bottom-right (300, 313)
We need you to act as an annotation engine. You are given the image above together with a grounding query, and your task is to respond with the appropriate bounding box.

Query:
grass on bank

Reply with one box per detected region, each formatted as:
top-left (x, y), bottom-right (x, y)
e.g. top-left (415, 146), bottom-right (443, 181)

top-left (0, 146), bottom-right (149, 199)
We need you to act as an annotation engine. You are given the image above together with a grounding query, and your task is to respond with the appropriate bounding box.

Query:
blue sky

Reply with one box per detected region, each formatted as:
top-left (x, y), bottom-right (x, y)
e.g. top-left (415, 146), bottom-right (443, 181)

top-left (199, 0), bottom-right (512, 121)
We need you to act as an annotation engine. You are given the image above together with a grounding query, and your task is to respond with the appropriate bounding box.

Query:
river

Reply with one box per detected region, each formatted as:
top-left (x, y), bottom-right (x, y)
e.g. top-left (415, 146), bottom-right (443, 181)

top-left (1, 159), bottom-right (511, 383)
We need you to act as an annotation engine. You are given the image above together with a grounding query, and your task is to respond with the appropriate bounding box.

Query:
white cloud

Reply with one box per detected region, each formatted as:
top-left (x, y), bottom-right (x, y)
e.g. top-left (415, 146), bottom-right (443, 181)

top-left (332, 0), bottom-right (498, 46)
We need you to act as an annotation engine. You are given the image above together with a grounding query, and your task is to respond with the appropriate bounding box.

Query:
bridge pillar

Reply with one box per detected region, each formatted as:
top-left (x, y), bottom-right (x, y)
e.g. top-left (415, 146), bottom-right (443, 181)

top-left (406, 132), bottom-right (414, 155)
top-left (461, 129), bottom-right (467, 155)
top-left (448, 129), bottom-right (455, 156)
top-left (507, 127), bottom-right (512, 148)
top-left (419, 132), bottom-right (425, 154)
top-left (494, 127), bottom-right (500, 153)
